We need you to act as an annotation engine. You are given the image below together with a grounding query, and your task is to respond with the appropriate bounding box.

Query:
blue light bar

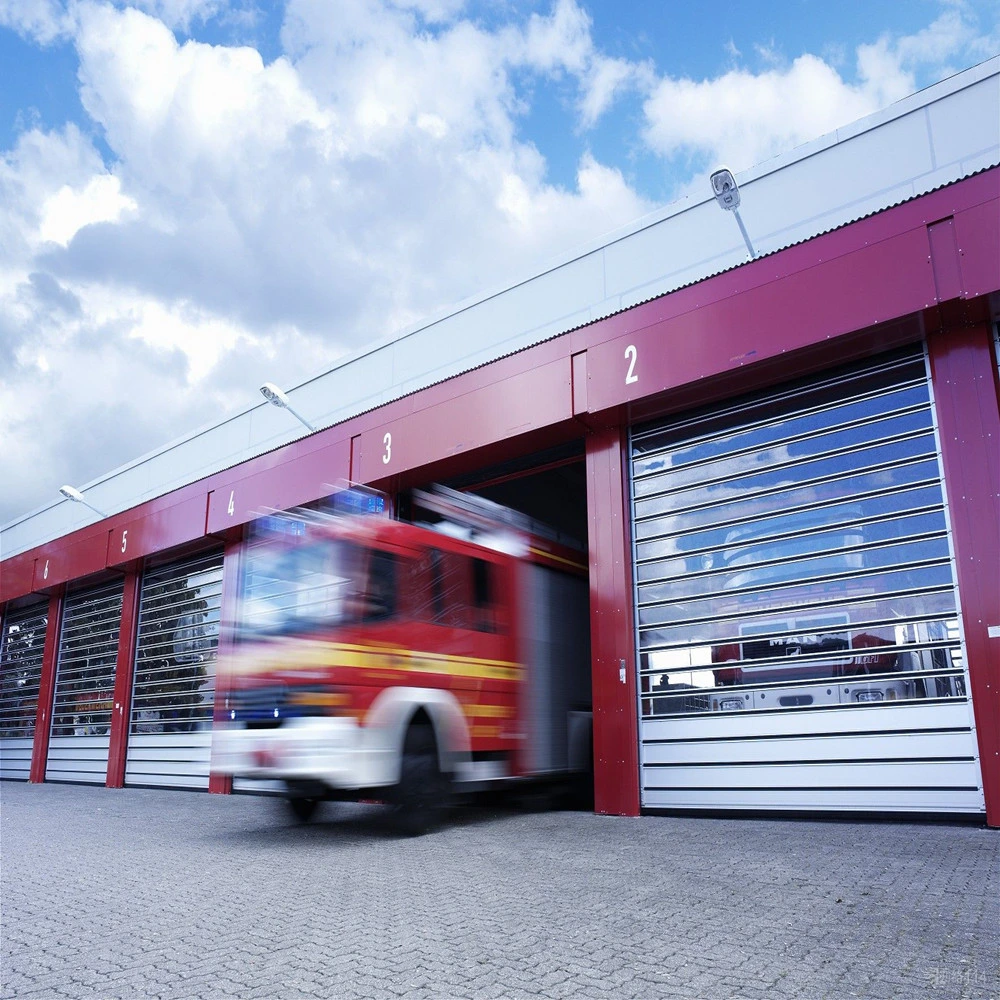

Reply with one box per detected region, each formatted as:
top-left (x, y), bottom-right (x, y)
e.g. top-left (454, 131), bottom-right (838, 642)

top-left (327, 488), bottom-right (387, 516)
top-left (253, 514), bottom-right (306, 537)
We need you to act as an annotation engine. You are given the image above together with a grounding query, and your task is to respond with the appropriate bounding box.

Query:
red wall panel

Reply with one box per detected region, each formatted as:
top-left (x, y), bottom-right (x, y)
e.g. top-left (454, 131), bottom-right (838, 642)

top-left (206, 438), bottom-right (351, 534)
top-left (0, 555), bottom-right (34, 604)
top-left (107, 569), bottom-right (142, 787)
top-left (209, 531), bottom-right (244, 794)
top-left (954, 200), bottom-right (1000, 299)
top-left (928, 322), bottom-right (1000, 827)
top-left (584, 228), bottom-right (937, 414)
top-left (31, 531), bottom-right (110, 592)
top-left (107, 495), bottom-right (210, 567)
top-left (29, 591), bottom-right (63, 783)
top-left (356, 359), bottom-right (573, 483)
top-left (586, 426), bottom-right (640, 816)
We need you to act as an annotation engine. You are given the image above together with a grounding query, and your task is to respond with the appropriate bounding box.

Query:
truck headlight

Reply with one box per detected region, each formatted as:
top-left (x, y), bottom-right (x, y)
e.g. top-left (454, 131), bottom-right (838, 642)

top-left (855, 690), bottom-right (884, 703)
top-left (712, 696), bottom-right (746, 712)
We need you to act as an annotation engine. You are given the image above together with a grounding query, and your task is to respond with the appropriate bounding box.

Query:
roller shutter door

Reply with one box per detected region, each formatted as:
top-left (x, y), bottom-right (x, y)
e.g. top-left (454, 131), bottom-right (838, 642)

top-left (631, 349), bottom-right (984, 814)
top-left (47, 580), bottom-right (124, 783)
top-left (126, 549), bottom-right (223, 789)
top-left (0, 602), bottom-right (48, 780)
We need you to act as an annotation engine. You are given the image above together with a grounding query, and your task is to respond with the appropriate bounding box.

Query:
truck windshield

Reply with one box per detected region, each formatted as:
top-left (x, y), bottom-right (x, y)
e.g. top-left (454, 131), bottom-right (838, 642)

top-left (241, 539), bottom-right (359, 635)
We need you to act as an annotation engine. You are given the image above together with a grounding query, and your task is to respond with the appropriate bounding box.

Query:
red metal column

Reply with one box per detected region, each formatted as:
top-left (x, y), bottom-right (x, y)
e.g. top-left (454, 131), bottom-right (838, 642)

top-left (585, 425), bottom-right (640, 816)
top-left (107, 567), bottom-right (141, 788)
top-left (209, 530), bottom-right (244, 794)
top-left (927, 319), bottom-right (1000, 828)
top-left (29, 589), bottom-right (64, 783)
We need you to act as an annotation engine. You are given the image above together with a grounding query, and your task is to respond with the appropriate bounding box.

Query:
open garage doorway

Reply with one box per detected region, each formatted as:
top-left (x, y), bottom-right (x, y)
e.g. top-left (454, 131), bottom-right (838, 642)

top-left (442, 441), bottom-right (594, 809)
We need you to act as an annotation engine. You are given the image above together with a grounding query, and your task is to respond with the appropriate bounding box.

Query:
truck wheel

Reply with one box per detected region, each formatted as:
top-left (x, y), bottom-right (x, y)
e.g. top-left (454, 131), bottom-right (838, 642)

top-left (285, 781), bottom-right (321, 823)
top-left (287, 795), bottom-right (319, 823)
top-left (391, 724), bottom-right (449, 836)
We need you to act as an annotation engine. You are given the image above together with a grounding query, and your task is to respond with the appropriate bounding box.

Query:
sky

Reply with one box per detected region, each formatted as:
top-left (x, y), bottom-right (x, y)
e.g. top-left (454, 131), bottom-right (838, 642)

top-left (1, 0), bottom-right (997, 530)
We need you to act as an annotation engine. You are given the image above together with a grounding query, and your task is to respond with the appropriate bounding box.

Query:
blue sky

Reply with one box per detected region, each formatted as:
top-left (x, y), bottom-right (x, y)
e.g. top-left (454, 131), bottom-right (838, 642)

top-left (0, 0), bottom-right (997, 526)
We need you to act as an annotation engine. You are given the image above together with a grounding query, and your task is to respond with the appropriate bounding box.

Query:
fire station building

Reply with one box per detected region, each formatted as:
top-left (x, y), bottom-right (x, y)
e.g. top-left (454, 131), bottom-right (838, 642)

top-left (2, 60), bottom-right (999, 826)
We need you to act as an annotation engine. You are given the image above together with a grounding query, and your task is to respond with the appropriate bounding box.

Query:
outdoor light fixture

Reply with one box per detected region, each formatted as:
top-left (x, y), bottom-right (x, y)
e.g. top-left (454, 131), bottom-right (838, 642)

top-left (259, 382), bottom-right (316, 432)
top-left (58, 485), bottom-right (108, 518)
top-left (710, 166), bottom-right (757, 260)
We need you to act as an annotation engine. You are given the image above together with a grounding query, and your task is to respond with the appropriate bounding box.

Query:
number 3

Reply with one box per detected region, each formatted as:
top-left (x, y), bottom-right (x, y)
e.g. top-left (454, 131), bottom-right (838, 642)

top-left (625, 344), bottom-right (638, 385)
top-left (382, 432), bottom-right (392, 465)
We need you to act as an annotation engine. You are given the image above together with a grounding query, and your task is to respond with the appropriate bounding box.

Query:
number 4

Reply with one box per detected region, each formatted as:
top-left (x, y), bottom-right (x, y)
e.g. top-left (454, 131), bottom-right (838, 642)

top-left (227, 490), bottom-right (235, 516)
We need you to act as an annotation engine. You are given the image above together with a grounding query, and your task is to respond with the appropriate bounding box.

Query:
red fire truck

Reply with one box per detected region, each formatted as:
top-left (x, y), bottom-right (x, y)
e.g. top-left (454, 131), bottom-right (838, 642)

top-left (212, 486), bottom-right (592, 833)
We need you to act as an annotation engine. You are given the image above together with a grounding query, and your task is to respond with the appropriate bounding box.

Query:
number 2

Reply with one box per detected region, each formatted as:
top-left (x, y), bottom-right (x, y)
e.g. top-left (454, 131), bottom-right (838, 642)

top-left (624, 344), bottom-right (638, 385)
top-left (382, 432), bottom-right (392, 465)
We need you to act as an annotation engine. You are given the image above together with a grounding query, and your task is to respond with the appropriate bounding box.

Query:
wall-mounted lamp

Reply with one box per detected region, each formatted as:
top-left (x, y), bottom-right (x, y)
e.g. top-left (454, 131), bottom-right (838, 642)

top-left (59, 485), bottom-right (108, 518)
top-left (259, 382), bottom-right (316, 432)
top-left (710, 166), bottom-right (757, 260)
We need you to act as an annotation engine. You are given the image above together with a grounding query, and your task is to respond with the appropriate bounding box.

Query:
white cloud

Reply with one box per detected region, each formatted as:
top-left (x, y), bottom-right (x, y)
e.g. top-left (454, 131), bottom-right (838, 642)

top-left (642, 55), bottom-right (880, 173)
top-left (0, 124), bottom-right (107, 260)
top-left (519, 0), bottom-right (592, 74)
top-left (640, 0), bottom-right (997, 173)
top-left (579, 55), bottom-right (653, 129)
top-left (0, 0), bottom-right (73, 44)
top-left (129, 0), bottom-right (224, 31)
top-left (0, 0), bottom-right (656, 525)
top-left (38, 174), bottom-right (137, 246)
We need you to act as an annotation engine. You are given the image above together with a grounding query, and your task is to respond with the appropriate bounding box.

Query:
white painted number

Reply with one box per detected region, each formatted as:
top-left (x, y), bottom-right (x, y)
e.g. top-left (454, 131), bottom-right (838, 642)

top-left (121, 529), bottom-right (128, 554)
top-left (43, 560), bottom-right (49, 581)
top-left (227, 490), bottom-right (235, 516)
top-left (382, 432), bottom-right (392, 465)
top-left (624, 344), bottom-right (638, 385)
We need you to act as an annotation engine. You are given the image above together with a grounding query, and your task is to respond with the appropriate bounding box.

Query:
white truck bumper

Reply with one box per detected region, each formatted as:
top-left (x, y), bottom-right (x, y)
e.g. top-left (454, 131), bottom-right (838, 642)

top-left (212, 717), bottom-right (394, 789)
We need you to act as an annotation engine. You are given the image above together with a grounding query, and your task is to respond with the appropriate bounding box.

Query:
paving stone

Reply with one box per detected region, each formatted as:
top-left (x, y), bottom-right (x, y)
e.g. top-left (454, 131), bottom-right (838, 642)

top-left (1, 782), bottom-right (998, 999)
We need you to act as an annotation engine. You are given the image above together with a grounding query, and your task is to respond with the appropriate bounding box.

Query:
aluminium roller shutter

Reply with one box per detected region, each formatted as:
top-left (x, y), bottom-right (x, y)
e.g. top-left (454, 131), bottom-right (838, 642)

top-left (631, 348), bottom-right (984, 814)
top-left (47, 579), bottom-right (124, 783)
top-left (125, 548), bottom-right (223, 789)
top-left (0, 601), bottom-right (48, 779)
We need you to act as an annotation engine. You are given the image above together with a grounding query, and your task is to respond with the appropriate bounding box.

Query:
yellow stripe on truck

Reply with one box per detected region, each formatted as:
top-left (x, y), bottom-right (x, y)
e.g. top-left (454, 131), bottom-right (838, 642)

top-left (232, 639), bottom-right (521, 682)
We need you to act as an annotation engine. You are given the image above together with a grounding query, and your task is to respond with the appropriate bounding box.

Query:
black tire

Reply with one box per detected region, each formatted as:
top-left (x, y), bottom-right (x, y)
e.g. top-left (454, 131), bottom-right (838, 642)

top-left (390, 724), bottom-right (450, 836)
top-left (287, 794), bottom-right (319, 823)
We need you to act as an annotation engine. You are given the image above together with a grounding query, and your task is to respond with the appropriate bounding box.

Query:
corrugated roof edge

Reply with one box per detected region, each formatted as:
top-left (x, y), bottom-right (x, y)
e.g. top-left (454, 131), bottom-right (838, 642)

top-left (3, 56), bottom-right (998, 539)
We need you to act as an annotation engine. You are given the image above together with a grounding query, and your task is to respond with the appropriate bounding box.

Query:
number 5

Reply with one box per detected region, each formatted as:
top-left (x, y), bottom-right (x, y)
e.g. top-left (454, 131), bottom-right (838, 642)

top-left (121, 530), bottom-right (128, 554)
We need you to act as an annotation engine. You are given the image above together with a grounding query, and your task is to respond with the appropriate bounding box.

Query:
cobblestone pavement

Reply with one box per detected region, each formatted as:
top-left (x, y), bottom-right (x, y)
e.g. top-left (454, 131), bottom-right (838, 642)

top-left (1, 781), bottom-right (998, 1000)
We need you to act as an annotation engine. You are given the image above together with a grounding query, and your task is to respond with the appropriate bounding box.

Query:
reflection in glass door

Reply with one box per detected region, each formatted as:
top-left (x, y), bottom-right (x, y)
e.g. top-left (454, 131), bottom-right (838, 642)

top-left (631, 348), bottom-right (983, 814)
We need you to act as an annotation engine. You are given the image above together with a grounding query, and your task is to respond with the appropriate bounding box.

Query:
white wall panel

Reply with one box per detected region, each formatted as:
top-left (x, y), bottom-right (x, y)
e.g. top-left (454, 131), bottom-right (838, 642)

top-left (0, 739), bottom-right (33, 780)
top-left (641, 786), bottom-right (985, 813)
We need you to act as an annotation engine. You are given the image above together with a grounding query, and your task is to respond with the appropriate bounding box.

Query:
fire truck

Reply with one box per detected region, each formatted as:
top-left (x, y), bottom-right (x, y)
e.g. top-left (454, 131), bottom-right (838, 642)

top-left (212, 486), bottom-right (592, 833)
